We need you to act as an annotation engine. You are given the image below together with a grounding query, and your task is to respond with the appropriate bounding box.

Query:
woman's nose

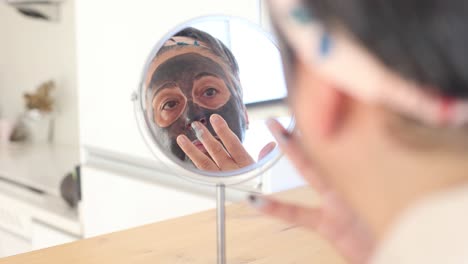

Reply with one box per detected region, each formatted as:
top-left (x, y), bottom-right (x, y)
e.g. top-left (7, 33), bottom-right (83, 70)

top-left (184, 101), bottom-right (208, 130)
top-left (185, 116), bottom-right (207, 130)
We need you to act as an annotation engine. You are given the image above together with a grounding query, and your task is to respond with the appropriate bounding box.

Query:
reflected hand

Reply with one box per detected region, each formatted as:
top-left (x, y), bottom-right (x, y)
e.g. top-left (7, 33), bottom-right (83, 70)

top-left (176, 114), bottom-right (275, 171)
top-left (249, 119), bottom-right (375, 264)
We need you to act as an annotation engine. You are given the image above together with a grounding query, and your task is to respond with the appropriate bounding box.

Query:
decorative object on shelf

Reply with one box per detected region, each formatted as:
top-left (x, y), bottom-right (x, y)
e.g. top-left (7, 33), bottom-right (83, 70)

top-left (0, 118), bottom-right (15, 144)
top-left (12, 80), bottom-right (56, 143)
top-left (9, 121), bottom-right (28, 142)
top-left (24, 80), bottom-right (55, 112)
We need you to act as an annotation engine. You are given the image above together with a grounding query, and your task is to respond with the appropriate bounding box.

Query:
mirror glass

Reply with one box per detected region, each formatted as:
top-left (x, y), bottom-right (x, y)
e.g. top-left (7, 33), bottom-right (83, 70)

top-left (135, 16), bottom-right (291, 184)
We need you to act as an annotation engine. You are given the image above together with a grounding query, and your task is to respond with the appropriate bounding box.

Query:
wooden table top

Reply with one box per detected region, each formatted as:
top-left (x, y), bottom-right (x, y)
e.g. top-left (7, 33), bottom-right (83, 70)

top-left (0, 187), bottom-right (345, 264)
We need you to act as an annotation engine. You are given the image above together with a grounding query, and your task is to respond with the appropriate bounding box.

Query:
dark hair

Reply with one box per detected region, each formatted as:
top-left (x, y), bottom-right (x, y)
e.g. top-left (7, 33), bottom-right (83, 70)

top-left (157, 27), bottom-right (240, 80)
top-left (303, 0), bottom-right (468, 98)
top-left (174, 27), bottom-right (240, 77)
top-left (155, 27), bottom-right (243, 98)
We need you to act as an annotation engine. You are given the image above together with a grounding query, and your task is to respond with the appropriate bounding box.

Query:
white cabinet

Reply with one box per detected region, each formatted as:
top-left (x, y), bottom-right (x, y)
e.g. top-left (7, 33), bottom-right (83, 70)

top-left (0, 218), bottom-right (78, 258)
top-left (0, 228), bottom-right (30, 258)
top-left (31, 221), bottom-right (77, 250)
top-left (0, 196), bottom-right (31, 258)
top-left (79, 151), bottom-right (305, 238)
top-left (0, 180), bottom-right (80, 258)
top-left (80, 166), bottom-right (215, 238)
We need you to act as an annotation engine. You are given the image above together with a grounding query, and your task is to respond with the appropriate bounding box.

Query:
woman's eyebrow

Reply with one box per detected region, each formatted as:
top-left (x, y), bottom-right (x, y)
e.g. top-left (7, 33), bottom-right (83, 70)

top-left (151, 82), bottom-right (178, 99)
top-left (194, 72), bottom-right (219, 80)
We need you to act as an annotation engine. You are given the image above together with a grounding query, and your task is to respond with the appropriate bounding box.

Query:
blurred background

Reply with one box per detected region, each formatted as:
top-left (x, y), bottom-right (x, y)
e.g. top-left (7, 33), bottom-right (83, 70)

top-left (0, 0), bottom-right (304, 258)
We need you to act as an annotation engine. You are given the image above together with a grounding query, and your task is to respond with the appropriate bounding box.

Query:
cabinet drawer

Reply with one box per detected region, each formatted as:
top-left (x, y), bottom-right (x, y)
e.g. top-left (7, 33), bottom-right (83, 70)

top-left (81, 166), bottom-right (215, 237)
top-left (0, 227), bottom-right (31, 258)
top-left (32, 221), bottom-right (78, 250)
top-left (0, 195), bottom-right (32, 239)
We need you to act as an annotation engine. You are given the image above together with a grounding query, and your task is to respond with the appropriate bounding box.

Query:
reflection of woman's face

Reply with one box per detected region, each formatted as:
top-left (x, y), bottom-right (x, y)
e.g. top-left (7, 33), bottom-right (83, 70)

top-left (147, 50), bottom-right (246, 162)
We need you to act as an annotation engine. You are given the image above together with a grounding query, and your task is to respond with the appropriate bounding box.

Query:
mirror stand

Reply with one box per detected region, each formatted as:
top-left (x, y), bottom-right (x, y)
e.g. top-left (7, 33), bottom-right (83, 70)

top-left (216, 184), bottom-right (226, 264)
top-left (135, 15), bottom-right (288, 264)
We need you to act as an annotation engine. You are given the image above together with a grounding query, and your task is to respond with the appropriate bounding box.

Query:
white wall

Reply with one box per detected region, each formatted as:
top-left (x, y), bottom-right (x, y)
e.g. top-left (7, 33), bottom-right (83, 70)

top-left (75, 0), bottom-right (260, 160)
top-left (0, 1), bottom-right (79, 147)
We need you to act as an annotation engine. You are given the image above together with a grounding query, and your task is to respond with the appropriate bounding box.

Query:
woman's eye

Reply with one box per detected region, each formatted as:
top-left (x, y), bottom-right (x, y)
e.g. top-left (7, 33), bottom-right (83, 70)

top-left (203, 88), bottom-right (218, 97)
top-left (162, 100), bottom-right (179, 110)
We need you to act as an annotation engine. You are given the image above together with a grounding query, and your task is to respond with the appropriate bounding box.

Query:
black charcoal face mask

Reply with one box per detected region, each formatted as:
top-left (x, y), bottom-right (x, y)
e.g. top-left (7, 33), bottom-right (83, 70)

top-left (148, 53), bottom-right (246, 162)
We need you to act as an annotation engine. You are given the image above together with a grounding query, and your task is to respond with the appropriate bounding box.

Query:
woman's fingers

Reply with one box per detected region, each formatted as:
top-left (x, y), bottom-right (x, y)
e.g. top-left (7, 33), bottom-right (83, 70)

top-left (258, 141), bottom-right (277, 160)
top-left (210, 114), bottom-right (255, 167)
top-left (248, 194), bottom-right (322, 229)
top-left (191, 121), bottom-right (240, 171)
top-left (179, 116), bottom-right (282, 171)
top-left (176, 134), bottom-right (220, 171)
top-left (266, 119), bottom-right (328, 192)
top-left (248, 194), bottom-right (374, 264)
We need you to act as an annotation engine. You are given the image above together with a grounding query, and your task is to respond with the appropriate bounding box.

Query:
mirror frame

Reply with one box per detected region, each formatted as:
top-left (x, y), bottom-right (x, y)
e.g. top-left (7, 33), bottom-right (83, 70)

top-left (133, 15), bottom-right (290, 186)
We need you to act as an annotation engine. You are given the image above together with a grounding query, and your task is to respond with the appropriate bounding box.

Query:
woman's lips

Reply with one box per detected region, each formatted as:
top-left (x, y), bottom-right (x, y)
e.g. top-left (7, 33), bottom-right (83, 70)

top-left (191, 136), bottom-right (221, 154)
top-left (192, 139), bottom-right (207, 154)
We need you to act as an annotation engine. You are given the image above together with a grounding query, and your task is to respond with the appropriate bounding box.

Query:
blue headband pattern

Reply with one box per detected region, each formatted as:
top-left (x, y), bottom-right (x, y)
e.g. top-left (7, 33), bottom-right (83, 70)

top-left (289, 6), bottom-right (333, 58)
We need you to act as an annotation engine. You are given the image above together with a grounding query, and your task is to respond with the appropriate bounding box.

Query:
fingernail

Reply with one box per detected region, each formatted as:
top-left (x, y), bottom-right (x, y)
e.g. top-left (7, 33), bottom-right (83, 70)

top-left (266, 119), bottom-right (290, 143)
top-left (177, 135), bottom-right (188, 146)
top-left (266, 118), bottom-right (276, 128)
top-left (248, 194), bottom-right (268, 209)
top-left (210, 114), bottom-right (222, 125)
top-left (191, 122), bottom-right (204, 138)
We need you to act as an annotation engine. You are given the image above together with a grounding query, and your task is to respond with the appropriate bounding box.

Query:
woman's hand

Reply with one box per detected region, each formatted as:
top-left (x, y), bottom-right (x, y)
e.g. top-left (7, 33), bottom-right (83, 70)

top-left (249, 119), bottom-right (375, 264)
top-left (176, 114), bottom-right (275, 171)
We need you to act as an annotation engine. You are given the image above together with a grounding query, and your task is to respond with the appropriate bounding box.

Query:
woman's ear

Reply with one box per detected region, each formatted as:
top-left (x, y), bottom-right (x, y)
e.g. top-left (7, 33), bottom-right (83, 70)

top-left (317, 79), bottom-right (347, 138)
top-left (295, 59), bottom-right (348, 139)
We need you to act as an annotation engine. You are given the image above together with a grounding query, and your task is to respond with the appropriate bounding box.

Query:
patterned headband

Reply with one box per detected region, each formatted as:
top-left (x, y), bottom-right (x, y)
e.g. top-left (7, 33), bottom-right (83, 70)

top-left (147, 35), bottom-right (244, 100)
top-left (268, 0), bottom-right (468, 127)
top-left (163, 36), bottom-right (211, 49)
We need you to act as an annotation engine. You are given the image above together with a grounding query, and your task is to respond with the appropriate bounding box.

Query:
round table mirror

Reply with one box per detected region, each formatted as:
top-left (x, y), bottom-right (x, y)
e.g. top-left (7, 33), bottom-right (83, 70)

top-left (133, 15), bottom-right (291, 264)
top-left (134, 15), bottom-right (291, 186)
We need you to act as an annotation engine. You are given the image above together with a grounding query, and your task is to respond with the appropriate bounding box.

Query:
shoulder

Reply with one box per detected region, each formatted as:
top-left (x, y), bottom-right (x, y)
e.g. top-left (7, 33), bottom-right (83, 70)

top-left (371, 184), bottom-right (468, 264)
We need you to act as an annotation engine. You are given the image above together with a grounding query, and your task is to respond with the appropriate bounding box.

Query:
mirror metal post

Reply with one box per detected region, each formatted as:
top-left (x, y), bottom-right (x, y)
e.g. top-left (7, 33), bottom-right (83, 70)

top-left (216, 184), bottom-right (226, 264)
